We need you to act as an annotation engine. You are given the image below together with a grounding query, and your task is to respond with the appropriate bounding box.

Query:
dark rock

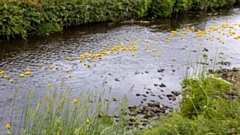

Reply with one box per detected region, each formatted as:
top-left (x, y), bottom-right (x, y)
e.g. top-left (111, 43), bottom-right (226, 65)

top-left (153, 101), bottom-right (160, 107)
top-left (167, 94), bottom-right (176, 101)
top-left (142, 94), bottom-right (147, 97)
top-left (158, 95), bottom-right (163, 99)
top-left (150, 100), bottom-right (155, 102)
top-left (158, 69), bottom-right (165, 72)
top-left (130, 117), bottom-right (136, 122)
top-left (146, 91), bottom-right (149, 94)
top-left (154, 84), bottom-right (158, 86)
top-left (145, 71), bottom-right (149, 73)
top-left (159, 83), bottom-right (166, 87)
top-left (128, 105), bottom-right (137, 111)
top-left (115, 78), bottom-right (120, 81)
top-left (136, 93), bottom-right (141, 96)
top-left (150, 93), bottom-right (156, 96)
top-left (203, 48), bottom-right (208, 52)
top-left (140, 119), bottom-right (149, 123)
top-left (171, 91), bottom-right (181, 96)
top-left (112, 98), bottom-right (117, 101)
top-left (135, 71), bottom-right (140, 75)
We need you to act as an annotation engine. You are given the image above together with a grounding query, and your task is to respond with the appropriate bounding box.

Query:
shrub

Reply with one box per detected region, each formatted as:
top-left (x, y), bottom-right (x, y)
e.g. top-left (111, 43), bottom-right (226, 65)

top-left (0, 2), bottom-right (27, 39)
top-left (150, 0), bottom-right (175, 17)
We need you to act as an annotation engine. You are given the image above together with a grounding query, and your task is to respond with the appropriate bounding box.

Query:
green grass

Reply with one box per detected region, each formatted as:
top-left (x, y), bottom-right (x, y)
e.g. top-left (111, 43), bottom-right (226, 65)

top-left (5, 87), bottom-right (137, 135)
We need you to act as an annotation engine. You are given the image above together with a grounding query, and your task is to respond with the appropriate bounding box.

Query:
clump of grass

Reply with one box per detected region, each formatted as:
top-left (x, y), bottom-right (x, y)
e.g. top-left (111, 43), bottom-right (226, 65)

top-left (6, 87), bottom-right (135, 135)
top-left (139, 50), bottom-right (240, 135)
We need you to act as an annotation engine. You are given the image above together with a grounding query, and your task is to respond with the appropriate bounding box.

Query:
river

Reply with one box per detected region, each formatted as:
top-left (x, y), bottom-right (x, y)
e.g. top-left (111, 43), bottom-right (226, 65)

top-left (0, 8), bottom-right (240, 134)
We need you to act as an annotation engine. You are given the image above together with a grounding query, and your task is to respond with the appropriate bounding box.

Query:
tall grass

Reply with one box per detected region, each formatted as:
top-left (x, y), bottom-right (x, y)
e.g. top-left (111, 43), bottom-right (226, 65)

top-left (5, 86), bottom-right (136, 135)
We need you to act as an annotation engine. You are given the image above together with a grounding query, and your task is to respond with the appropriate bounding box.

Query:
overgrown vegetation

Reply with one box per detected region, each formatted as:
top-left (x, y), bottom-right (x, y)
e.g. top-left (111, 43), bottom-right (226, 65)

top-left (5, 87), bottom-right (137, 135)
top-left (139, 53), bottom-right (240, 134)
top-left (0, 0), bottom-right (239, 39)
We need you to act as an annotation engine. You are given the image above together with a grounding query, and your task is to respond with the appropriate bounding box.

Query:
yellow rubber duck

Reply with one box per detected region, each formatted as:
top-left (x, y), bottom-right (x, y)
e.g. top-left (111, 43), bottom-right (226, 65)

top-left (48, 83), bottom-right (52, 87)
top-left (3, 75), bottom-right (7, 79)
top-left (66, 69), bottom-right (69, 73)
top-left (68, 74), bottom-right (72, 78)
top-left (87, 64), bottom-right (91, 68)
top-left (66, 57), bottom-right (70, 60)
top-left (84, 62), bottom-right (87, 66)
top-left (26, 68), bottom-right (30, 71)
top-left (9, 79), bottom-right (13, 83)
top-left (173, 57), bottom-right (176, 61)
top-left (55, 66), bottom-right (59, 70)
top-left (19, 74), bottom-right (24, 78)
top-left (40, 63), bottom-right (44, 66)
top-left (0, 70), bottom-right (4, 74)
top-left (152, 54), bottom-right (156, 57)
top-left (25, 71), bottom-right (31, 75)
top-left (165, 40), bottom-right (170, 42)
top-left (158, 54), bottom-right (161, 57)
top-left (132, 53), bottom-right (135, 57)
top-left (49, 65), bottom-right (53, 69)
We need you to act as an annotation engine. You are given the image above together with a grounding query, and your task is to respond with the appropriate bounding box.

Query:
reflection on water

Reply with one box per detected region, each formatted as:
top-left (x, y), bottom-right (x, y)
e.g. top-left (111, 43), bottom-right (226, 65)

top-left (0, 8), bottom-right (240, 133)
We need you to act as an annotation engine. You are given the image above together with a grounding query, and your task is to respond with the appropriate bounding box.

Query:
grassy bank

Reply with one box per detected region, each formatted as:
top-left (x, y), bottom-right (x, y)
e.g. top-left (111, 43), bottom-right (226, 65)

top-left (138, 60), bottom-right (240, 134)
top-left (5, 88), bottom-right (140, 135)
top-left (0, 0), bottom-right (240, 39)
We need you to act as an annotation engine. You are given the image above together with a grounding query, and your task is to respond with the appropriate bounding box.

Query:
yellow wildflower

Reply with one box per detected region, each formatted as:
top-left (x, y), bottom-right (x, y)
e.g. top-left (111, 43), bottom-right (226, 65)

top-left (57, 119), bottom-right (61, 124)
top-left (73, 99), bottom-right (77, 104)
top-left (86, 118), bottom-right (91, 124)
top-left (5, 124), bottom-right (10, 129)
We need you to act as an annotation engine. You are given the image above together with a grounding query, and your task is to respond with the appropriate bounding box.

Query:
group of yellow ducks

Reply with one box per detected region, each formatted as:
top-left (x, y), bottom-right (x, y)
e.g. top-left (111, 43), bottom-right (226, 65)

top-left (0, 21), bottom-right (239, 86)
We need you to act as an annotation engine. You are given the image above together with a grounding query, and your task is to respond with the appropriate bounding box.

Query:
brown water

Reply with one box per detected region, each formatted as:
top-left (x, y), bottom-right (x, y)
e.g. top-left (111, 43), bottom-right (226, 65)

top-left (0, 8), bottom-right (240, 133)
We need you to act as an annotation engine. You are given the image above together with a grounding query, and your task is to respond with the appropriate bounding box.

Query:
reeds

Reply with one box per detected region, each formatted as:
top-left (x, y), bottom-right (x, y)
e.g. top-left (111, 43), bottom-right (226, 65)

top-left (6, 86), bottom-right (134, 135)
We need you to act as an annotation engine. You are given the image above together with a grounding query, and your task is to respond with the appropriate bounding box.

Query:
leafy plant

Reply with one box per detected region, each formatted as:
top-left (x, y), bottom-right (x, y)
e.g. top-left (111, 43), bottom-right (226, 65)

top-left (0, 2), bottom-right (27, 39)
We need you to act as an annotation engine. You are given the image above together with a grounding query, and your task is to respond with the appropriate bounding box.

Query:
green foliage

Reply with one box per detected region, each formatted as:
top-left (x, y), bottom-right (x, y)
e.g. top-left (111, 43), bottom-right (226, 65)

top-left (9, 88), bottom-right (134, 135)
top-left (181, 76), bottom-right (232, 118)
top-left (173, 0), bottom-right (192, 12)
top-left (150, 0), bottom-right (175, 17)
top-left (140, 113), bottom-right (232, 135)
top-left (140, 73), bottom-right (240, 135)
top-left (0, 0), bottom-right (239, 39)
top-left (37, 22), bottom-right (62, 34)
top-left (0, 2), bottom-right (27, 39)
top-left (210, 0), bottom-right (236, 8)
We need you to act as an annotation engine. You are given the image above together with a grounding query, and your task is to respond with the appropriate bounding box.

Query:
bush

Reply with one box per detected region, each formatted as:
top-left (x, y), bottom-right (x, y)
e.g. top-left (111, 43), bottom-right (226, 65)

top-left (0, 2), bottom-right (27, 39)
top-left (150, 0), bottom-right (175, 17)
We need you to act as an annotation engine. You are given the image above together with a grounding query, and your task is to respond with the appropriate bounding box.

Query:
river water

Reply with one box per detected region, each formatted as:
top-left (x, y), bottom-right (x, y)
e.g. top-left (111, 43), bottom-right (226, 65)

top-left (0, 8), bottom-right (240, 133)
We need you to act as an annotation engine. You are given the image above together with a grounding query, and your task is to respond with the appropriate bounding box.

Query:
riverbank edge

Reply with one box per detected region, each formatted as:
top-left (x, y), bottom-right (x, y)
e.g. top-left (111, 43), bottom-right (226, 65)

top-left (138, 67), bottom-right (240, 134)
top-left (0, 0), bottom-right (240, 40)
